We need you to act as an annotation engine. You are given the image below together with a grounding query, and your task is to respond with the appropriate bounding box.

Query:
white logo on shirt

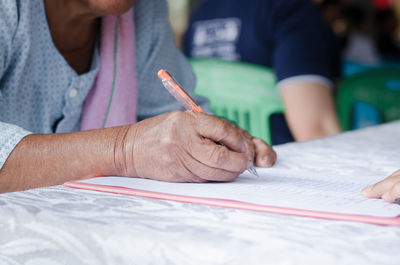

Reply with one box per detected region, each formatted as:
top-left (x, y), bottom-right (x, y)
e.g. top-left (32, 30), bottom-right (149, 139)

top-left (191, 18), bottom-right (242, 61)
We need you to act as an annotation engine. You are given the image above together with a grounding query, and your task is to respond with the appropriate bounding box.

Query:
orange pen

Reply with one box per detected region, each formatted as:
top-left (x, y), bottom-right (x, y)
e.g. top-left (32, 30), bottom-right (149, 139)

top-left (157, 69), bottom-right (204, 113)
top-left (157, 69), bottom-right (259, 177)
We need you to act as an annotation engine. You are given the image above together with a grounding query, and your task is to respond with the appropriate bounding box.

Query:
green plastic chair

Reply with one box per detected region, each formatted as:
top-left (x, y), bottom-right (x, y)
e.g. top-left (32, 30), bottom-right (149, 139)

top-left (336, 68), bottom-right (400, 131)
top-left (190, 58), bottom-right (284, 144)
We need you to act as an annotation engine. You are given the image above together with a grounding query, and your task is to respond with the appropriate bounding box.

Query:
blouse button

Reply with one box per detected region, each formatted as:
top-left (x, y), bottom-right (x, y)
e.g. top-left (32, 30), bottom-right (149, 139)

top-left (69, 88), bottom-right (78, 98)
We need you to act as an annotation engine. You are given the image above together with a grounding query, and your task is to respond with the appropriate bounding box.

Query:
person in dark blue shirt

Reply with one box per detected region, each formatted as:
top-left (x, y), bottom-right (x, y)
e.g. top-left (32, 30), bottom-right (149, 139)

top-left (184, 0), bottom-right (342, 144)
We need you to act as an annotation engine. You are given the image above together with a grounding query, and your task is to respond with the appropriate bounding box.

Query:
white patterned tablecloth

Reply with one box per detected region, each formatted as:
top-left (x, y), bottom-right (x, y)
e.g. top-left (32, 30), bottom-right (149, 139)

top-left (1, 122), bottom-right (400, 265)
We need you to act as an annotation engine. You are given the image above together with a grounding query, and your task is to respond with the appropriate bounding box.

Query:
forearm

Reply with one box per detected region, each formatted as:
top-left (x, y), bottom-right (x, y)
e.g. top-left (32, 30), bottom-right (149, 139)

top-left (281, 81), bottom-right (341, 142)
top-left (0, 126), bottom-right (129, 193)
top-left (287, 110), bottom-right (341, 141)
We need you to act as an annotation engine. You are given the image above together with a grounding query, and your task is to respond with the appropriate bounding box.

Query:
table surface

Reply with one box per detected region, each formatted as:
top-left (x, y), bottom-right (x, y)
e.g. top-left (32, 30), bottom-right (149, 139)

top-left (1, 122), bottom-right (400, 265)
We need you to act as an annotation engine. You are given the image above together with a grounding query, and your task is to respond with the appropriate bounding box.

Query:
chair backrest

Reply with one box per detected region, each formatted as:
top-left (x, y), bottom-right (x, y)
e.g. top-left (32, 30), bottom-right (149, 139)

top-left (190, 58), bottom-right (284, 144)
top-left (336, 68), bottom-right (400, 131)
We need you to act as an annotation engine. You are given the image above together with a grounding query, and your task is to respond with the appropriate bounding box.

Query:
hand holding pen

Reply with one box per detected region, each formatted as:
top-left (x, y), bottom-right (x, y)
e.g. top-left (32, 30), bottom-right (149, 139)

top-left (158, 69), bottom-right (275, 178)
top-left (116, 70), bottom-right (276, 184)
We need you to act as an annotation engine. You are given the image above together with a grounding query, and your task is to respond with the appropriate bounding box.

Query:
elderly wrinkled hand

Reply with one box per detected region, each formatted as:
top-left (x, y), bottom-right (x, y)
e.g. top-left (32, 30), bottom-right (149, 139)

top-left (116, 110), bottom-right (276, 182)
top-left (362, 169), bottom-right (400, 203)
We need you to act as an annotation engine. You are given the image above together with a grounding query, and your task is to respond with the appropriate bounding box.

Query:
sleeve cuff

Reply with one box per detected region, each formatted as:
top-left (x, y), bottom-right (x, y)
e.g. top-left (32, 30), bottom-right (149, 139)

top-left (0, 122), bottom-right (32, 169)
top-left (276, 75), bottom-right (334, 91)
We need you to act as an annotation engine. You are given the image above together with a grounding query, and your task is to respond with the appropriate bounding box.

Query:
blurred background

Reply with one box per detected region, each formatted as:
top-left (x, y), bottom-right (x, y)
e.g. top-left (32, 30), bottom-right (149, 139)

top-left (167, 0), bottom-right (400, 62)
top-left (166, 0), bottom-right (400, 144)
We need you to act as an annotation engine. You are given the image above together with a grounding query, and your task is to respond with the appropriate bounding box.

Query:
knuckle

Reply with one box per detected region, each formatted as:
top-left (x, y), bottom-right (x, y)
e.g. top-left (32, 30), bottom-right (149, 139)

top-left (209, 145), bottom-right (227, 166)
top-left (167, 110), bottom-right (185, 125)
top-left (160, 135), bottom-right (175, 148)
top-left (218, 120), bottom-right (232, 139)
top-left (253, 137), bottom-right (266, 146)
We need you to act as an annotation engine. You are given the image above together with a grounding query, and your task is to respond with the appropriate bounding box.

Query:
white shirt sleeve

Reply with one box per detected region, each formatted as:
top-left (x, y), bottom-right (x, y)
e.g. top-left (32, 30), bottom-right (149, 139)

top-left (0, 2), bottom-right (30, 169)
top-left (276, 75), bottom-right (334, 91)
top-left (0, 122), bottom-right (32, 169)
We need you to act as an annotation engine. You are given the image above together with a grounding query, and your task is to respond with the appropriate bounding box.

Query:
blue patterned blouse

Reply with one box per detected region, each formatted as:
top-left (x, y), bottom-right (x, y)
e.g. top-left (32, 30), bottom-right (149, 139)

top-left (0, 0), bottom-right (207, 168)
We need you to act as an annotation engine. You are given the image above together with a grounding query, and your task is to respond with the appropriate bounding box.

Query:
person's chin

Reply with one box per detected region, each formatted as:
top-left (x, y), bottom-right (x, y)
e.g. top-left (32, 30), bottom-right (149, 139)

top-left (88, 0), bottom-right (139, 16)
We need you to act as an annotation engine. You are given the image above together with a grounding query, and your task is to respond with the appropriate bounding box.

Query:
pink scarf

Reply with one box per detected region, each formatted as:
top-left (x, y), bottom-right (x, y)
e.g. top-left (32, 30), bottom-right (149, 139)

top-left (81, 8), bottom-right (138, 130)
